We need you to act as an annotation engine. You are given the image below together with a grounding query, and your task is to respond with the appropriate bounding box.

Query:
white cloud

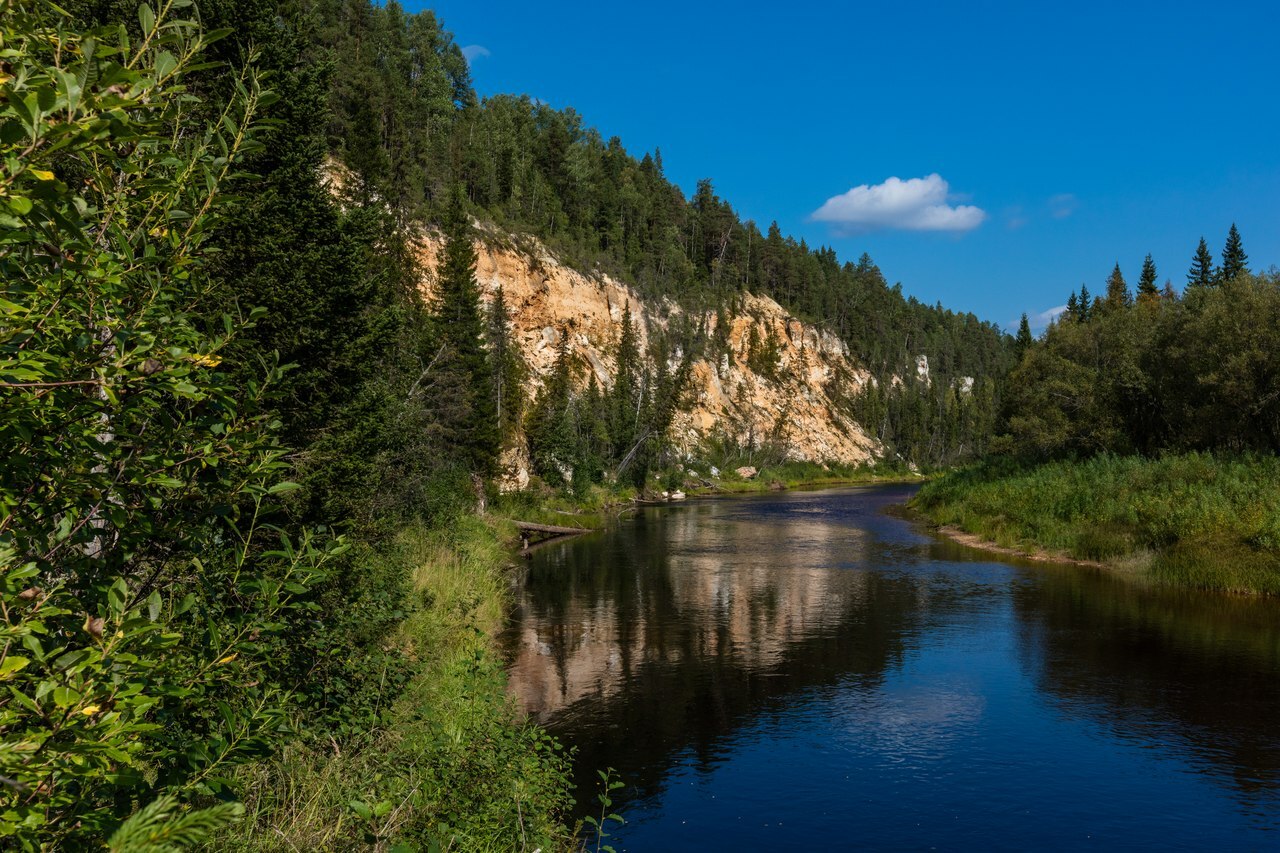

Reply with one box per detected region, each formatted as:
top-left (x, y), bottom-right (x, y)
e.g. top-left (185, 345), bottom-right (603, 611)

top-left (461, 44), bottom-right (490, 64)
top-left (1048, 193), bottom-right (1078, 219)
top-left (1033, 304), bottom-right (1067, 328)
top-left (810, 174), bottom-right (986, 233)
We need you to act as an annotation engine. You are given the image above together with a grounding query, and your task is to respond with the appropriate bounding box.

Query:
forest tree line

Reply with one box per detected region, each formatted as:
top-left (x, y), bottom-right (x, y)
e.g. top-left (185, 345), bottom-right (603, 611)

top-left (1001, 226), bottom-right (1279, 459)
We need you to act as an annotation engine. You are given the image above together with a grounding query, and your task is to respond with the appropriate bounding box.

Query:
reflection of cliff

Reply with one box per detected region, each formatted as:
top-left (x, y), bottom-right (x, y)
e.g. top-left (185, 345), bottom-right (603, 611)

top-left (502, 491), bottom-right (934, 803)
top-left (1012, 567), bottom-right (1280, 803)
top-left (509, 506), bottom-right (879, 717)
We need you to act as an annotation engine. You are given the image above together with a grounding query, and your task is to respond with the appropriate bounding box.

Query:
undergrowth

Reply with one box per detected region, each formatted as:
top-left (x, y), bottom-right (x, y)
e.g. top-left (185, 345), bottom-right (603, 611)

top-left (215, 518), bottom-right (574, 850)
top-left (912, 452), bottom-right (1280, 595)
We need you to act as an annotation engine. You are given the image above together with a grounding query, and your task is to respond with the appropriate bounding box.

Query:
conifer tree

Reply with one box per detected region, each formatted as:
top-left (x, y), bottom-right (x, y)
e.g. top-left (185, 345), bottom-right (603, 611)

top-left (1065, 291), bottom-right (1080, 323)
top-left (610, 304), bottom-right (641, 458)
top-left (527, 330), bottom-right (577, 486)
top-left (1104, 263), bottom-right (1132, 309)
top-left (487, 285), bottom-right (524, 442)
top-left (1137, 254), bottom-right (1159, 304)
top-left (1015, 314), bottom-right (1034, 358)
top-left (1187, 237), bottom-right (1216, 289)
top-left (436, 187), bottom-right (497, 473)
top-left (1219, 223), bottom-right (1249, 282)
top-left (1078, 284), bottom-right (1092, 321)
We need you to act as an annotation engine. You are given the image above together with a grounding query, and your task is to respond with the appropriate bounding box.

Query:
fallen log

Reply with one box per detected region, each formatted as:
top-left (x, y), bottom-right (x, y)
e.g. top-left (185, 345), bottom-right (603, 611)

top-left (513, 521), bottom-right (593, 536)
top-left (513, 520), bottom-right (596, 555)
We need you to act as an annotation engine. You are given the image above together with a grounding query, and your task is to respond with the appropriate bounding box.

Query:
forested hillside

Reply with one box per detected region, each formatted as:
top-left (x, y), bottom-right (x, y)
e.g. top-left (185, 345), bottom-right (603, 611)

top-left (0, 0), bottom-right (1016, 848)
top-left (313, 0), bottom-right (1013, 470)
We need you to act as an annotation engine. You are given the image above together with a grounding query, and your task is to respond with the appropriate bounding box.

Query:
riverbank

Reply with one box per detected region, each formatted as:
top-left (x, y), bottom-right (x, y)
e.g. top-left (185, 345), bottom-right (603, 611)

top-left (217, 518), bottom-right (574, 850)
top-left (497, 461), bottom-right (925, 529)
top-left (910, 453), bottom-right (1280, 596)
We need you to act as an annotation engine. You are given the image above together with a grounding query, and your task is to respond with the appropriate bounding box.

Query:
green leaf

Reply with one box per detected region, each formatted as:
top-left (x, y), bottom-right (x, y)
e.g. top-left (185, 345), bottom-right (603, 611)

top-left (0, 656), bottom-right (31, 681)
top-left (52, 686), bottom-right (81, 708)
top-left (155, 50), bottom-right (177, 79)
top-left (108, 578), bottom-right (128, 615)
top-left (348, 800), bottom-right (372, 821)
top-left (138, 4), bottom-right (156, 35)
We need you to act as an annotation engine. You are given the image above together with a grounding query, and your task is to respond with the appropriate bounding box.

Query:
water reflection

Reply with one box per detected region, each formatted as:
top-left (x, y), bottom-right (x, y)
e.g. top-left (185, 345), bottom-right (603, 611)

top-left (1009, 560), bottom-right (1280, 801)
top-left (502, 485), bottom-right (1280, 846)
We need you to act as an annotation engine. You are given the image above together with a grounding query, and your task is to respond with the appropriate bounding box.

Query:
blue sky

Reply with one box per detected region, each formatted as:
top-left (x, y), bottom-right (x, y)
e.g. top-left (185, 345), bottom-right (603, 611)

top-left (411, 0), bottom-right (1279, 331)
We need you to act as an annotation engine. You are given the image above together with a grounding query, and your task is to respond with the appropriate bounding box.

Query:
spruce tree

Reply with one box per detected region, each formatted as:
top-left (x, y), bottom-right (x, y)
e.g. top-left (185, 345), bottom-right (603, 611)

top-left (1104, 263), bottom-right (1132, 309)
top-left (487, 285), bottom-right (524, 442)
top-left (610, 304), bottom-right (641, 459)
top-left (1078, 284), bottom-right (1092, 321)
top-left (436, 187), bottom-right (497, 473)
top-left (1065, 291), bottom-right (1080, 323)
top-left (1015, 314), bottom-right (1034, 358)
top-left (1187, 237), bottom-right (1216, 289)
top-left (1220, 223), bottom-right (1249, 282)
top-left (1137, 254), bottom-right (1159, 304)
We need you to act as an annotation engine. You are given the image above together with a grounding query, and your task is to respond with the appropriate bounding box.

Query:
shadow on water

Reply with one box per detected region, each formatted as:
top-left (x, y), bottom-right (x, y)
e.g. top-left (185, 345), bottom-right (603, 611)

top-left (502, 484), bottom-right (1280, 844)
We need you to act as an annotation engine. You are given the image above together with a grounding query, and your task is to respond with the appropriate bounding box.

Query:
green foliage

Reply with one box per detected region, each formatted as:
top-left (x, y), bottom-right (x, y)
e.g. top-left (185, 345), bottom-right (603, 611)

top-left (108, 795), bottom-right (245, 852)
top-left (434, 188), bottom-right (498, 475)
top-left (489, 285), bottom-right (526, 443)
top-left (1137, 254), bottom-right (1159, 303)
top-left (583, 768), bottom-right (626, 853)
top-left (1187, 237), bottom-right (1216, 289)
top-left (913, 453), bottom-right (1280, 596)
top-left (0, 2), bottom-right (360, 845)
top-left (1103, 262), bottom-right (1132, 310)
top-left (1219, 222), bottom-right (1249, 283)
top-left (1014, 313), bottom-right (1034, 358)
top-left (216, 521), bottom-right (574, 851)
top-left (1004, 267), bottom-right (1280, 458)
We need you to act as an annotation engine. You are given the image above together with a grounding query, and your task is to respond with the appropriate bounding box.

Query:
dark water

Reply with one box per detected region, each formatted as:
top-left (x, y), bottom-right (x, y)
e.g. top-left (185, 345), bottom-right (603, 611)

top-left (501, 485), bottom-right (1280, 850)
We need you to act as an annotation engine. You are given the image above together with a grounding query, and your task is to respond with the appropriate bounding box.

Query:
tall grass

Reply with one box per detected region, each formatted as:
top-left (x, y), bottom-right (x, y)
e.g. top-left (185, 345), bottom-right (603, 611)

top-left (216, 517), bottom-right (573, 851)
top-left (912, 453), bottom-right (1280, 596)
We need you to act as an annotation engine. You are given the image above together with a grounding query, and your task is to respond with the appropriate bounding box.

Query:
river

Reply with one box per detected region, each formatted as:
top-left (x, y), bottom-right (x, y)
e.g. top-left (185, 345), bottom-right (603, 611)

top-left (501, 484), bottom-right (1280, 850)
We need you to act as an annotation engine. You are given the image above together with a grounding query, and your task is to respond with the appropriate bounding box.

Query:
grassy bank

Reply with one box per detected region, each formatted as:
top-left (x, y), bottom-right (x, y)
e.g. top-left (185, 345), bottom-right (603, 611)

top-left (911, 453), bottom-right (1280, 595)
top-left (217, 517), bottom-right (574, 851)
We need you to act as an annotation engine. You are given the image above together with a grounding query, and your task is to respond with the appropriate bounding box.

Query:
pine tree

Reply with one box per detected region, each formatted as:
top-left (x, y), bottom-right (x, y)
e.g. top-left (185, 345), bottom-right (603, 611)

top-left (1104, 263), bottom-right (1132, 309)
top-left (1187, 237), bottom-right (1216, 289)
top-left (1065, 291), bottom-right (1080, 323)
top-left (610, 303), bottom-right (641, 459)
top-left (527, 330), bottom-right (577, 486)
top-left (436, 187), bottom-right (497, 473)
top-left (487, 285), bottom-right (524, 442)
top-left (1078, 284), bottom-right (1092, 321)
top-left (1220, 223), bottom-right (1249, 282)
top-left (1137, 254), bottom-right (1159, 304)
top-left (1015, 314), bottom-right (1033, 358)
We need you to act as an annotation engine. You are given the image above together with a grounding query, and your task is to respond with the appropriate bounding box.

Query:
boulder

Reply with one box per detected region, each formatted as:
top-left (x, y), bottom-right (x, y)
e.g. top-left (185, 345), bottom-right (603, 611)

top-left (735, 466), bottom-right (758, 479)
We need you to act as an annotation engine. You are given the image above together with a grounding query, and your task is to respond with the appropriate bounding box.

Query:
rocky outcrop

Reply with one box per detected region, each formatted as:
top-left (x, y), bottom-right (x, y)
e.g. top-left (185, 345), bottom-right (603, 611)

top-left (415, 228), bottom-right (880, 484)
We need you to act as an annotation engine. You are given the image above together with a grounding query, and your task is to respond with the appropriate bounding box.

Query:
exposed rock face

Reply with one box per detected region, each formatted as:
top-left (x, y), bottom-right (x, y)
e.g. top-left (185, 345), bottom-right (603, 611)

top-left (416, 229), bottom-right (879, 485)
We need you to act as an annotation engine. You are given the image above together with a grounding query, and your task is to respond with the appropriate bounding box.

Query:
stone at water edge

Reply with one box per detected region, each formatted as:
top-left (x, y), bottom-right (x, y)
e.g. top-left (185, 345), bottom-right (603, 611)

top-left (735, 466), bottom-right (758, 479)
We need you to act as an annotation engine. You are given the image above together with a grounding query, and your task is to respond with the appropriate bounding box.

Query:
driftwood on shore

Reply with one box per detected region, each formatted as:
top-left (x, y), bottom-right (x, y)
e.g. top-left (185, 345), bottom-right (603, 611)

top-left (514, 520), bottom-right (595, 554)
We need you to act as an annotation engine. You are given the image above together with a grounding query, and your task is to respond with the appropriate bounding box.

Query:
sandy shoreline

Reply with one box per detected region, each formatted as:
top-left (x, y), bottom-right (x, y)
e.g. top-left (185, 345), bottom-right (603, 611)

top-left (931, 524), bottom-right (1107, 569)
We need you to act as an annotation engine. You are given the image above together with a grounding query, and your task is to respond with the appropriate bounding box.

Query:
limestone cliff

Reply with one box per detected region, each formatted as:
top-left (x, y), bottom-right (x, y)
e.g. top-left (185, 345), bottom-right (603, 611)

top-left (416, 228), bottom-right (880, 485)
